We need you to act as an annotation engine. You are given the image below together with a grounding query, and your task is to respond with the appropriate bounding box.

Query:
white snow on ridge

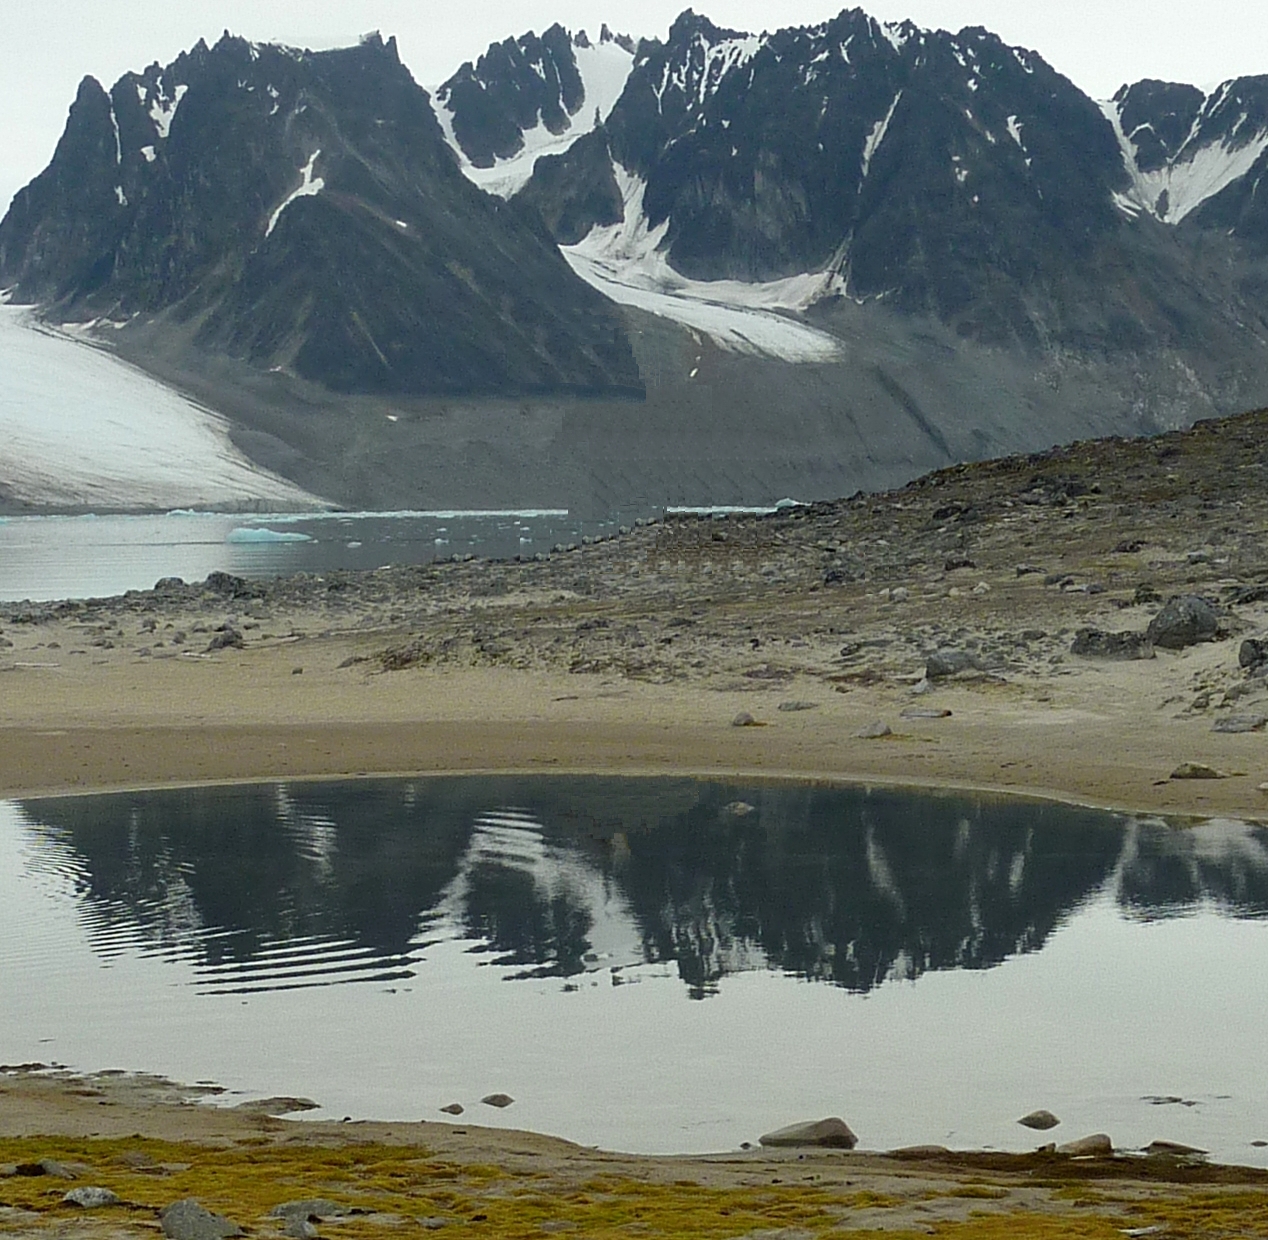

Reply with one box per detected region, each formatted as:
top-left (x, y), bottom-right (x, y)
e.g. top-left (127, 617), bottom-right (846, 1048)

top-left (0, 305), bottom-right (323, 510)
top-left (1102, 96), bottom-right (1268, 224)
top-left (433, 38), bottom-right (634, 200)
top-left (562, 164), bottom-right (842, 363)
top-left (149, 82), bottom-right (187, 140)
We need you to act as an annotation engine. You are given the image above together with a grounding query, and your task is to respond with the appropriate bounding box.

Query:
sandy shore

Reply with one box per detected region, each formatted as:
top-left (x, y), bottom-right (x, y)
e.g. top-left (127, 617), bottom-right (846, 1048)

top-left (0, 638), bottom-right (1266, 821)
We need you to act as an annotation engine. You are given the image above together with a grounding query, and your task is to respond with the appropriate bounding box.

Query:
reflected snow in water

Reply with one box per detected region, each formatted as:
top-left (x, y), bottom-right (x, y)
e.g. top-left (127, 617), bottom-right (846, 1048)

top-left (3, 776), bottom-right (1268, 1160)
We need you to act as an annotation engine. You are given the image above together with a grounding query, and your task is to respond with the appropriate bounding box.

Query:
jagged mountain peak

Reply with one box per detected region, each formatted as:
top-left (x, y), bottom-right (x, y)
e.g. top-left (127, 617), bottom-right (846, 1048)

top-left (1104, 73), bottom-right (1268, 230)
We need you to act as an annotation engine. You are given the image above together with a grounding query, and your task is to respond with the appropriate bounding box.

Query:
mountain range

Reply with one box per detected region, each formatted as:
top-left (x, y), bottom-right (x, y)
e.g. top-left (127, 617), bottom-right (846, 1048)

top-left (3, 11), bottom-right (1268, 512)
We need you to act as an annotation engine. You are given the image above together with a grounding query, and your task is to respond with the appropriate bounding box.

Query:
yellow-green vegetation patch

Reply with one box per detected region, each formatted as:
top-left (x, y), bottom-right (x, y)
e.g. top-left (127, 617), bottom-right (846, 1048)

top-left (3, 1138), bottom-right (1268, 1240)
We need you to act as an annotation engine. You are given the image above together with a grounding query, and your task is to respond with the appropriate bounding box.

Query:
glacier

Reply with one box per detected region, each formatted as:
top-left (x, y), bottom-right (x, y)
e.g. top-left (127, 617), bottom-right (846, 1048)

top-left (0, 304), bottom-right (323, 510)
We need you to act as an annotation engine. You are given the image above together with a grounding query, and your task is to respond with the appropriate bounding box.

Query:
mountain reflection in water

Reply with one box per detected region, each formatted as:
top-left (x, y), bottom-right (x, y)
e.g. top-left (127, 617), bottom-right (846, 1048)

top-left (16, 778), bottom-right (1268, 998)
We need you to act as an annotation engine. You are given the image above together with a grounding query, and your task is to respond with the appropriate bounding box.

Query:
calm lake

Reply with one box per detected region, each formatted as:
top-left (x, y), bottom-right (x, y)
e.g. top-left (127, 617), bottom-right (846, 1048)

top-left (3, 776), bottom-right (1267, 1161)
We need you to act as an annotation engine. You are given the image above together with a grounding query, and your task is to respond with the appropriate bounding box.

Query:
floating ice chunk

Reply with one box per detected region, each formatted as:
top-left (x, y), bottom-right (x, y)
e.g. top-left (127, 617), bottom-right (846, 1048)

top-left (226, 527), bottom-right (313, 543)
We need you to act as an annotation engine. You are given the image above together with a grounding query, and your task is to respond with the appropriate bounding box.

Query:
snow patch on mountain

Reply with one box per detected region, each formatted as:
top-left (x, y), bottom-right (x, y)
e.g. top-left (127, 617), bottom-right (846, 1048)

top-left (266, 150), bottom-right (324, 236)
top-left (0, 304), bottom-right (322, 509)
top-left (147, 82), bottom-right (187, 140)
top-left (433, 38), bottom-right (634, 200)
top-left (562, 165), bottom-right (842, 362)
top-left (1103, 93), bottom-right (1268, 223)
top-left (862, 92), bottom-right (902, 177)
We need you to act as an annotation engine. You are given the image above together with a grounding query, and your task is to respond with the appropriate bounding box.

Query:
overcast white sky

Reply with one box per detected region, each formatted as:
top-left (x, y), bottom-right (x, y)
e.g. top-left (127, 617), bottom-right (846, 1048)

top-left (2, 1), bottom-right (1266, 212)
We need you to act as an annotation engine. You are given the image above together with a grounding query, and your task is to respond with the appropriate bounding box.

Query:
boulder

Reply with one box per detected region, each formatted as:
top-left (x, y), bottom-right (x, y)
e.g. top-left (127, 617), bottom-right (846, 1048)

top-left (1146, 595), bottom-right (1219, 650)
top-left (270, 1200), bottom-right (351, 1221)
top-left (1143, 1140), bottom-right (1207, 1159)
top-left (160, 1199), bottom-right (243, 1240)
top-left (1056, 1133), bottom-right (1112, 1157)
top-left (439, 1103), bottom-right (464, 1115)
top-left (758, 1117), bottom-right (857, 1149)
top-left (1070, 628), bottom-right (1153, 660)
top-left (926, 649), bottom-right (979, 679)
top-left (1017, 1109), bottom-right (1060, 1131)
top-left (480, 1093), bottom-right (514, 1108)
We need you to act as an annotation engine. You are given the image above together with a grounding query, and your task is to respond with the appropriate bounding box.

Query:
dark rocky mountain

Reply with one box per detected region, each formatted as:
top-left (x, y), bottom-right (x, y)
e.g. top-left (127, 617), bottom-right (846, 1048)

top-left (0, 33), bottom-right (641, 397)
top-left (5, 12), bottom-right (1268, 513)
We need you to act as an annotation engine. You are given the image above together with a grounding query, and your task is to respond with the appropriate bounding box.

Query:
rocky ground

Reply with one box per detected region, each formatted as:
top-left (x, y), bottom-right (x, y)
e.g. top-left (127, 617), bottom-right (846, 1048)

top-left (6, 408), bottom-right (1268, 736)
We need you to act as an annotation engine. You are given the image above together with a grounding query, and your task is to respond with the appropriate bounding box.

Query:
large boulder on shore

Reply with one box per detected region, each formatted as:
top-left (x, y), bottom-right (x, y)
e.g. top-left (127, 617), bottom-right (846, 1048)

top-left (758, 1117), bottom-right (857, 1148)
top-left (1146, 595), bottom-right (1219, 650)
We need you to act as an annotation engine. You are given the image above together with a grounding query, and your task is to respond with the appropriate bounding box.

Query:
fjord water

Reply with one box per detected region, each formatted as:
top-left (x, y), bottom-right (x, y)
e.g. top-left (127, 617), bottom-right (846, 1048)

top-left (3, 777), bottom-right (1268, 1161)
top-left (0, 510), bottom-right (628, 602)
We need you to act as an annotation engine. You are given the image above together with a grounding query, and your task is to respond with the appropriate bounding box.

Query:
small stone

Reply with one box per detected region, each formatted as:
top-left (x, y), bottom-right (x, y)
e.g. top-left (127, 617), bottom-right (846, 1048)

top-left (439, 1103), bottom-right (464, 1115)
top-left (291, 666), bottom-right (304, 675)
top-left (900, 708), bottom-right (952, 719)
top-left (856, 721), bottom-right (892, 739)
top-left (723, 801), bottom-right (756, 816)
top-left (759, 1117), bottom-right (857, 1149)
top-left (160, 1199), bottom-right (243, 1240)
top-left (731, 711), bottom-right (763, 727)
top-left (1213, 714), bottom-right (1267, 733)
top-left (63, 1187), bottom-right (121, 1208)
top-left (1056, 1134), bottom-right (1113, 1157)
top-left (1017, 1110), bottom-right (1060, 1131)
top-left (418, 1220), bottom-right (448, 1231)
top-left (481, 1093), bottom-right (514, 1108)
top-left (205, 627), bottom-right (245, 652)
top-left (1170, 762), bottom-right (1229, 780)
top-left (890, 586), bottom-right (910, 603)
top-left (972, 581), bottom-right (991, 595)
top-left (777, 700), bottom-right (819, 712)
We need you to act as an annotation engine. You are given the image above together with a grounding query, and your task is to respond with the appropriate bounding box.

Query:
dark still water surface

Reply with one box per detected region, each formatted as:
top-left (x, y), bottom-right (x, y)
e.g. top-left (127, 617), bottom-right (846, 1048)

top-left (3, 777), bottom-right (1268, 1160)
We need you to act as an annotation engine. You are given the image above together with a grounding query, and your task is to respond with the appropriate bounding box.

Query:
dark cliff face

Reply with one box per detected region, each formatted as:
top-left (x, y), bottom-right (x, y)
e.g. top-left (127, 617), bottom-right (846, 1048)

top-left (435, 23), bottom-right (585, 167)
top-left (0, 33), bottom-right (643, 398)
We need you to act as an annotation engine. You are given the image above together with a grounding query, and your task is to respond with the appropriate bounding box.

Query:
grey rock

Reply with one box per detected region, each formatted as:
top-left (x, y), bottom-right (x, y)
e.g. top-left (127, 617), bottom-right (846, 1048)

top-left (63, 1187), bottom-right (122, 1208)
top-left (233, 1096), bottom-right (317, 1115)
top-left (856, 721), bottom-right (892, 739)
top-left (1213, 714), bottom-right (1267, 733)
top-left (270, 1200), bottom-right (350, 1221)
top-left (17, 1159), bottom-right (80, 1178)
top-left (900, 708), bottom-right (952, 719)
top-left (1240, 638), bottom-right (1268, 669)
top-left (480, 1093), bottom-right (514, 1108)
top-left (205, 627), bottom-right (245, 652)
top-left (1143, 1140), bottom-right (1207, 1159)
top-left (1017, 1110), bottom-right (1060, 1131)
top-left (439, 1103), bottom-right (464, 1115)
top-left (1056, 1133), bottom-right (1113, 1157)
top-left (723, 801), bottom-right (756, 816)
top-left (1146, 595), bottom-right (1219, 650)
top-left (284, 1218), bottom-right (317, 1239)
top-left (418, 1220), bottom-right (449, 1231)
top-left (1070, 628), bottom-right (1153, 660)
top-left (926, 649), bottom-right (979, 679)
top-left (1170, 762), bottom-right (1229, 780)
top-left (758, 1117), bottom-right (857, 1149)
top-left (160, 1199), bottom-right (243, 1240)
top-left (731, 711), bottom-right (762, 727)
top-left (777, 700), bottom-right (819, 712)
